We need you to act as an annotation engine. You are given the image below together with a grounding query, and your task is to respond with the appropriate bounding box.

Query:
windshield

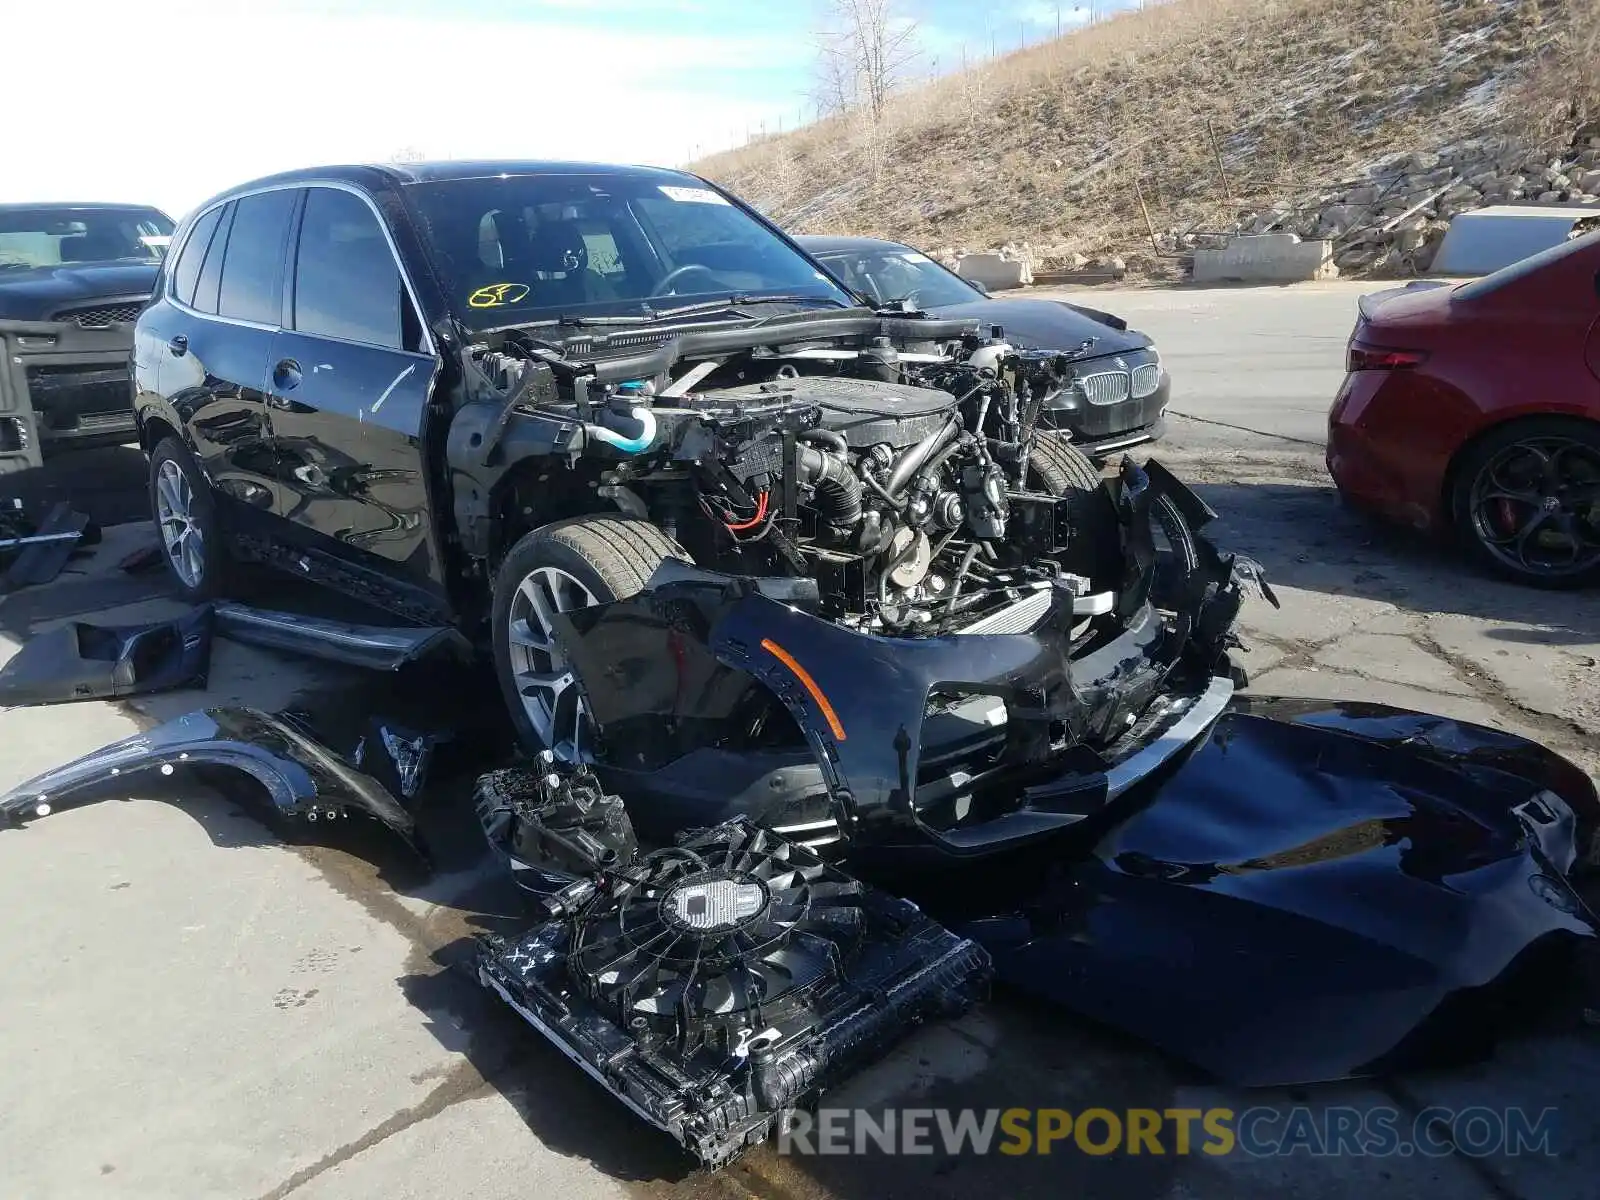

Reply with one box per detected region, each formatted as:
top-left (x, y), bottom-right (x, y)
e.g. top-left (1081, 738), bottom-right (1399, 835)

top-left (404, 172), bottom-right (853, 326)
top-left (813, 244), bottom-right (981, 309)
top-left (0, 207), bottom-right (174, 271)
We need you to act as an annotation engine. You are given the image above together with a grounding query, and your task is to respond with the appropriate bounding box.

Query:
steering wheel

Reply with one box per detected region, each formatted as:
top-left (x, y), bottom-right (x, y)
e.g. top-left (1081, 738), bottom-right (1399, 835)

top-left (649, 263), bottom-right (722, 298)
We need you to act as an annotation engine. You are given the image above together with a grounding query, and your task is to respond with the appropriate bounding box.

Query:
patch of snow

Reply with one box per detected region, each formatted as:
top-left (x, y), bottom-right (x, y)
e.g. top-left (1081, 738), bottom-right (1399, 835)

top-left (1460, 76), bottom-right (1503, 115)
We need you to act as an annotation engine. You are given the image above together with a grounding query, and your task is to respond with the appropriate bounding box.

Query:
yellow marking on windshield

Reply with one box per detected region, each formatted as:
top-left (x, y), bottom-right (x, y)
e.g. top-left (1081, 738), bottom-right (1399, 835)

top-left (468, 282), bottom-right (531, 308)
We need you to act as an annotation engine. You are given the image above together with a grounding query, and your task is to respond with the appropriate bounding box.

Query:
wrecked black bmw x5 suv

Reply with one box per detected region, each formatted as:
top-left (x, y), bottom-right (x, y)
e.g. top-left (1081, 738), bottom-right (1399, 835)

top-left (133, 160), bottom-right (1240, 839)
top-left (17, 159), bottom-right (1593, 1170)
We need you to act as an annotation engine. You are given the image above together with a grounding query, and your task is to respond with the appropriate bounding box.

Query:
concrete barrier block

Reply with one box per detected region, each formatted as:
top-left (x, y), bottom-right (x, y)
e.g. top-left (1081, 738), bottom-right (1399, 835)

top-left (955, 253), bottom-right (1031, 290)
top-left (1192, 234), bottom-right (1339, 284)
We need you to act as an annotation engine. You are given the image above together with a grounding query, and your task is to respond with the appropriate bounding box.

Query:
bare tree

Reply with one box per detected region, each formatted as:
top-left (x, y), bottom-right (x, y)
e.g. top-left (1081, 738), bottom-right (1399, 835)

top-left (812, 0), bottom-right (921, 123)
top-left (811, 34), bottom-right (855, 117)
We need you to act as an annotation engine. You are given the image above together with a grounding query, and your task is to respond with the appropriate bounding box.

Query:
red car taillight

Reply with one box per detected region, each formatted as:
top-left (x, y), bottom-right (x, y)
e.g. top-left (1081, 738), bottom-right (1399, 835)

top-left (1347, 343), bottom-right (1428, 372)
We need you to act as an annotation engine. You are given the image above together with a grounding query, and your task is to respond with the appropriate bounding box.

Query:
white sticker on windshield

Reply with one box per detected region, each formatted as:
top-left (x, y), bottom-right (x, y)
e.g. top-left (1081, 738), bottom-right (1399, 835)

top-left (898, 251), bottom-right (932, 264)
top-left (658, 185), bottom-right (730, 205)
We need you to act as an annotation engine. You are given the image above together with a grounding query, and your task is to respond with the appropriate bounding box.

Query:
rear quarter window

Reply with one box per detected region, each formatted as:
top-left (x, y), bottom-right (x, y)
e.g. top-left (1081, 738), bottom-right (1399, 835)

top-left (169, 206), bottom-right (224, 307)
top-left (193, 204), bottom-right (234, 315)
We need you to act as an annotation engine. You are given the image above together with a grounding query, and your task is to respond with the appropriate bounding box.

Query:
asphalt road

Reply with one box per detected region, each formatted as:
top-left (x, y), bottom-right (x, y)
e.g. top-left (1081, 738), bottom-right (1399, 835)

top-left (1077, 280), bottom-right (1365, 449)
top-left (2, 281), bottom-right (1597, 1200)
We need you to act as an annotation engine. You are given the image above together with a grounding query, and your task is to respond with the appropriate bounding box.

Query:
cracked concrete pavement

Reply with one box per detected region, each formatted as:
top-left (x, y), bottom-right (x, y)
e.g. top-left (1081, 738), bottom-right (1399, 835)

top-left (1, 280), bottom-right (1596, 1200)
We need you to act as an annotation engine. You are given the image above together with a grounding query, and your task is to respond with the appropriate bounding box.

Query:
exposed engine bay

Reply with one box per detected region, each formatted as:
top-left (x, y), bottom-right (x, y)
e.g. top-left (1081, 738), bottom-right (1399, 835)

top-left (462, 311), bottom-right (1135, 635)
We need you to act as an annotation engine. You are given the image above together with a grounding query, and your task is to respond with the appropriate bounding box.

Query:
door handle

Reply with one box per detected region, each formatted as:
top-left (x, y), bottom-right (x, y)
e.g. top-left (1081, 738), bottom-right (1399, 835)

top-left (272, 358), bottom-right (302, 391)
top-left (167, 334), bottom-right (188, 356)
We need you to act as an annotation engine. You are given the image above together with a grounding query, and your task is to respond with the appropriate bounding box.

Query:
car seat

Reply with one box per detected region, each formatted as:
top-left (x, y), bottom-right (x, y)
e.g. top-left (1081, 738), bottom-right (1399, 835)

top-left (522, 219), bottom-right (617, 307)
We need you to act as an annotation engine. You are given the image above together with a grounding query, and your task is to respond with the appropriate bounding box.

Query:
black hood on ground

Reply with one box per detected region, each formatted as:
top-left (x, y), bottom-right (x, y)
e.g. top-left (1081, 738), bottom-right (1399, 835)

top-left (927, 297), bottom-right (1151, 357)
top-left (956, 697), bottom-right (1600, 1085)
top-left (0, 263), bottom-right (160, 321)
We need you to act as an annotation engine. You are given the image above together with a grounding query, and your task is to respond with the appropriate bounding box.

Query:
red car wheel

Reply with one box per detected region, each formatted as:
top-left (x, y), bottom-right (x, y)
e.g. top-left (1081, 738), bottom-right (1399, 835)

top-left (1452, 417), bottom-right (1600, 589)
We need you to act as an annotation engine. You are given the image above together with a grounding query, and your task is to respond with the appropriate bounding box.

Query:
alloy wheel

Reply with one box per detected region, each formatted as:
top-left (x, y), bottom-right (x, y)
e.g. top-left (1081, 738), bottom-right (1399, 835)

top-left (1467, 436), bottom-right (1600, 580)
top-left (505, 565), bottom-right (598, 763)
top-left (154, 459), bottom-right (205, 589)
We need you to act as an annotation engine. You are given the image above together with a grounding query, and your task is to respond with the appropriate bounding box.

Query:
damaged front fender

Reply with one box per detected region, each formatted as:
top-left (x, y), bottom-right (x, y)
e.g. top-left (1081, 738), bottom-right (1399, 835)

top-left (0, 708), bottom-right (418, 849)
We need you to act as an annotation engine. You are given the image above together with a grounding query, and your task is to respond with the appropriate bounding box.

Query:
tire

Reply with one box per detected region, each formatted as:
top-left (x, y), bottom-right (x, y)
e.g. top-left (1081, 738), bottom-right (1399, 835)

top-left (1449, 416), bottom-right (1600, 590)
top-left (148, 437), bottom-right (232, 602)
top-left (491, 515), bottom-right (692, 759)
top-left (1028, 432), bottom-right (1198, 599)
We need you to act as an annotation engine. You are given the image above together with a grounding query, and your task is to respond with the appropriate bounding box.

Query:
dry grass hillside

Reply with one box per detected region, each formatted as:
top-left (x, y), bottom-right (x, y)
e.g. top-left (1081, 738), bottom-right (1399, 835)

top-left (693, 0), bottom-right (1599, 275)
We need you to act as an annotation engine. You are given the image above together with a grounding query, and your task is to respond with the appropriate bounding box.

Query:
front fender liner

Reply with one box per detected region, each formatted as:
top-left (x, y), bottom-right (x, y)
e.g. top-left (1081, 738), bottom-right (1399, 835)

top-left (0, 708), bottom-right (418, 850)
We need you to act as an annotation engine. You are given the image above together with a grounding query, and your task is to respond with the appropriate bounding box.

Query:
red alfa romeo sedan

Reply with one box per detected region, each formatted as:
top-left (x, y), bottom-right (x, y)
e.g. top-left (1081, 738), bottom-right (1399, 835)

top-left (1327, 232), bottom-right (1600, 588)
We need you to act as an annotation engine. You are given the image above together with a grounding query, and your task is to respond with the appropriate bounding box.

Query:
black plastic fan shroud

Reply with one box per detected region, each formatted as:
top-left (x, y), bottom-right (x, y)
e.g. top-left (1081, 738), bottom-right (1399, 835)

top-left (569, 823), bottom-right (867, 1045)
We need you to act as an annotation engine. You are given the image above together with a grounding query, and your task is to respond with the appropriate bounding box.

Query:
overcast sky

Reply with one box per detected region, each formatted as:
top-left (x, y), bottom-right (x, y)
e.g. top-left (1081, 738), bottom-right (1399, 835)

top-left (0, 0), bottom-right (1134, 219)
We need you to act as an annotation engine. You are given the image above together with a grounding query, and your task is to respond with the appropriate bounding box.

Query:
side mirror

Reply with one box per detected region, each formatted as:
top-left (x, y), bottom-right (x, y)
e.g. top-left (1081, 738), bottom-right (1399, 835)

top-left (970, 279), bottom-right (990, 297)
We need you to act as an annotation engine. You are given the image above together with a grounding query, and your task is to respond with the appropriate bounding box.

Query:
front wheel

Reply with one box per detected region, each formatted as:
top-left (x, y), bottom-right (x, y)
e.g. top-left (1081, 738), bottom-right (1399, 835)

top-left (1450, 417), bottom-right (1600, 589)
top-left (1027, 433), bottom-right (1197, 601)
top-left (491, 515), bottom-right (692, 760)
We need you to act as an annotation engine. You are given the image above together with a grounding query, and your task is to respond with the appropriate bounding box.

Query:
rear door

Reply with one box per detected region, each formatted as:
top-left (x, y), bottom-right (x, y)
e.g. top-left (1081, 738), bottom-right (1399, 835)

top-left (159, 190), bottom-right (297, 514)
top-left (266, 184), bottom-right (443, 591)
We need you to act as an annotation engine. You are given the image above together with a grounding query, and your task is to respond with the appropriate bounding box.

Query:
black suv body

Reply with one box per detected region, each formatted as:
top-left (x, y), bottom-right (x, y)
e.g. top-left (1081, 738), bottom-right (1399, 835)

top-left (1, 202), bottom-right (174, 469)
top-left (134, 159), bottom-right (1254, 853)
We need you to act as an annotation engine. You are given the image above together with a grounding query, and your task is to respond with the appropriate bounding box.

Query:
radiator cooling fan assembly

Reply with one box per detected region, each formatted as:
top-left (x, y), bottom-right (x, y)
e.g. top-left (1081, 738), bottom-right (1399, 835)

top-left (474, 761), bottom-right (992, 1167)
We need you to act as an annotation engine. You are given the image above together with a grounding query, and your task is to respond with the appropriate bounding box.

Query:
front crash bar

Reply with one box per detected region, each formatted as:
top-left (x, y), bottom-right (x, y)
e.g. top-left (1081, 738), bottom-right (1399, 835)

top-left (1105, 675), bottom-right (1234, 799)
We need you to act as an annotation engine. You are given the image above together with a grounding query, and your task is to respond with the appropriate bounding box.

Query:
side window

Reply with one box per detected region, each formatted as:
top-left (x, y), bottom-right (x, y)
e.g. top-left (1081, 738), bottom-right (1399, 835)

top-left (291, 188), bottom-right (407, 350)
top-left (217, 190), bottom-right (296, 325)
top-left (169, 206), bottom-right (223, 306)
top-left (192, 203), bottom-right (234, 315)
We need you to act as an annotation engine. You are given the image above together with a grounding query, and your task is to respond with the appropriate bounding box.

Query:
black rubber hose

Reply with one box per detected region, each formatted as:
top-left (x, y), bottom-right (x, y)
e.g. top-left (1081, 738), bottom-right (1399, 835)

top-left (797, 428), bottom-right (849, 454)
top-left (944, 543), bottom-right (980, 622)
top-left (798, 447), bottom-right (864, 527)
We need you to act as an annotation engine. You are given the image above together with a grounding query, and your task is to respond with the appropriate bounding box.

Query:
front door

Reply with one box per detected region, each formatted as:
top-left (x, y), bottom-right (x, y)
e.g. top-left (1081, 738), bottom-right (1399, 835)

top-left (265, 185), bottom-right (443, 594)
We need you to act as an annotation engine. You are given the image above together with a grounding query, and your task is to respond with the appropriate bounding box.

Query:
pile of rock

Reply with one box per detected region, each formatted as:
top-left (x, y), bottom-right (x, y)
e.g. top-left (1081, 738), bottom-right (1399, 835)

top-left (1236, 135), bottom-right (1600, 276)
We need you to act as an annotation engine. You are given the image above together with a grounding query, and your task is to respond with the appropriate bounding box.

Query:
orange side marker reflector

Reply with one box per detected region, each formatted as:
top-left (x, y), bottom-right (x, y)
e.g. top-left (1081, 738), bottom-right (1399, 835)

top-left (760, 638), bottom-right (847, 742)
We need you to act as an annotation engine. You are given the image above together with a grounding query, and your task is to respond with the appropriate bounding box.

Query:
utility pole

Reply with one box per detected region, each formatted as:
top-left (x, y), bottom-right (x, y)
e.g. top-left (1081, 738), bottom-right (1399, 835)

top-left (1056, 3), bottom-right (1062, 37)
